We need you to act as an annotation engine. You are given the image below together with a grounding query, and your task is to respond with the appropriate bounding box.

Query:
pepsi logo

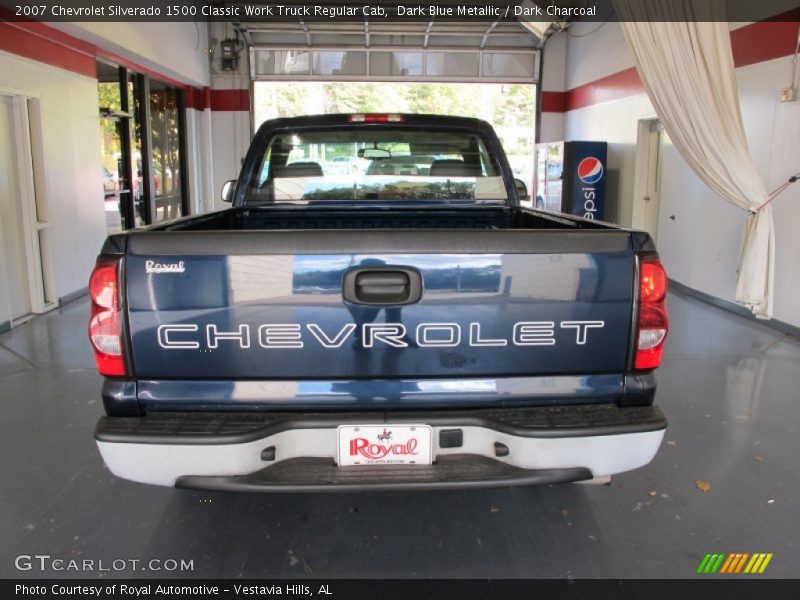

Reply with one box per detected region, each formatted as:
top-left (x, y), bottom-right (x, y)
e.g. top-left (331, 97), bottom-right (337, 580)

top-left (577, 157), bottom-right (604, 185)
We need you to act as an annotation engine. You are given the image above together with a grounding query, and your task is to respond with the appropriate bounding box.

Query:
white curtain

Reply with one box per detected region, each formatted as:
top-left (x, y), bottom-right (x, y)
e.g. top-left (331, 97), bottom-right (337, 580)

top-left (613, 0), bottom-right (775, 318)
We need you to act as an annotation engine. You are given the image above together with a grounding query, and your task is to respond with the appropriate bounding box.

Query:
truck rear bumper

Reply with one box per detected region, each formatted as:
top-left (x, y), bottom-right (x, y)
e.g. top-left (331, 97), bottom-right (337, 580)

top-left (95, 404), bottom-right (666, 490)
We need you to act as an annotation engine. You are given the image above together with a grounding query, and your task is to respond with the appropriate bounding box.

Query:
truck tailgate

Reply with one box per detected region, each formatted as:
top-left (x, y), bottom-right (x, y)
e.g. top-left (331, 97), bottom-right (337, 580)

top-left (123, 229), bottom-right (635, 381)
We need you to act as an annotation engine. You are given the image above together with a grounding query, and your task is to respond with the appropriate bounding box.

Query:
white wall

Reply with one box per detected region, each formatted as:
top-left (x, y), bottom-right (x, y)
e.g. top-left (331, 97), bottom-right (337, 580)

top-left (563, 22), bottom-right (633, 89)
top-left (207, 20), bottom-right (252, 211)
top-left (185, 107), bottom-right (215, 215)
top-left (539, 32), bottom-right (566, 143)
top-left (0, 51), bottom-right (107, 317)
top-left (1, 20), bottom-right (218, 323)
top-left (52, 22), bottom-right (210, 87)
top-left (560, 22), bottom-right (800, 327)
top-left (209, 76), bottom-right (252, 212)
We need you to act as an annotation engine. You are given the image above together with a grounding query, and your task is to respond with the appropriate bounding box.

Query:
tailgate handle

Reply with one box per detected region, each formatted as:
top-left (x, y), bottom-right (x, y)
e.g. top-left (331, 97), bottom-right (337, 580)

top-left (343, 267), bottom-right (423, 306)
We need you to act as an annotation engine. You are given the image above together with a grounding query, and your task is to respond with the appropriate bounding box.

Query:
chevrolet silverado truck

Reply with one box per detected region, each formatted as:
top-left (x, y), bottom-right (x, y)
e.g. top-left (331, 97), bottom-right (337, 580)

top-left (89, 113), bottom-right (669, 491)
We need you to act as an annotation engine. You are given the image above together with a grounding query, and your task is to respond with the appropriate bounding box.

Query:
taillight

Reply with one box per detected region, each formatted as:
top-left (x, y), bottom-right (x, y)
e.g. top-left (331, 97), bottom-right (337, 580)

top-left (640, 260), bottom-right (667, 303)
top-left (347, 113), bottom-right (404, 123)
top-left (634, 256), bottom-right (668, 370)
top-left (88, 258), bottom-right (126, 376)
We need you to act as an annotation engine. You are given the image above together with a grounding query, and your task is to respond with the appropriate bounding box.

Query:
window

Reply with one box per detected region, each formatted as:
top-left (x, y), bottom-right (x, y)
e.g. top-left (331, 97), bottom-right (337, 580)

top-left (97, 62), bottom-right (145, 232)
top-left (97, 63), bottom-right (188, 229)
top-left (246, 127), bottom-right (507, 205)
top-left (148, 81), bottom-right (185, 222)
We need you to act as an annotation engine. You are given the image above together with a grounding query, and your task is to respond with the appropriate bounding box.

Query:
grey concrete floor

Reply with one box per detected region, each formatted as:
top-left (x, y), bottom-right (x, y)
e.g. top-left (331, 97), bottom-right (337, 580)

top-left (0, 291), bottom-right (798, 579)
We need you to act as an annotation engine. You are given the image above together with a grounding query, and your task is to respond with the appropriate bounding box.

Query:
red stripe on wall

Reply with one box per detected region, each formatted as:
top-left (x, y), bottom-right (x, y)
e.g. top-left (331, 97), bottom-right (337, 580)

top-left (0, 21), bottom-right (96, 78)
top-left (731, 11), bottom-right (800, 68)
top-left (185, 86), bottom-right (208, 110)
top-left (209, 89), bottom-right (250, 111)
top-left (564, 67), bottom-right (643, 112)
top-left (0, 20), bottom-right (248, 112)
top-left (184, 88), bottom-right (250, 112)
top-left (540, 91), bottom-right (566, 113)
top-left (556, 14), bottom-right (799, 113)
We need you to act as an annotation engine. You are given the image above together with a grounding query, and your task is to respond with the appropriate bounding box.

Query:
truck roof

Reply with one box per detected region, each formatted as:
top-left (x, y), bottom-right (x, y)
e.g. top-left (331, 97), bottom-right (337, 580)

top-left (255, 113), bottom-right (494, 133)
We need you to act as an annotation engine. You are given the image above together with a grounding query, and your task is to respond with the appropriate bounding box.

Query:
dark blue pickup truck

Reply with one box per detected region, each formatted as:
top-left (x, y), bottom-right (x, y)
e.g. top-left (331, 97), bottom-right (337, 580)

top-left (89, 114), bottom-right (669, 491)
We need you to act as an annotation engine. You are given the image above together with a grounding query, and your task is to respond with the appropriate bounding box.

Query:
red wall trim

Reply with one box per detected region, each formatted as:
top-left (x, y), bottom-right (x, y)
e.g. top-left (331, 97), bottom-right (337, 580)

top-left (545, 13), bottom-right (800, 113)
top-left (184, 88), bottom-right (250, 111)
top-left (0, 18), bottom-right (248, 111)
top-left (0, 21), bottom-right (96, 78)
top-left (209, 89), bottom-right (250, 111)
top-left (185, 86), bottom-right (208, 110)
top-left (564, 67), bottom-right (642, 112)
top-left (0, 19), bottom-right (192, 88)
top-left (540, 91), bottom-right (566, 113)
top-left (731, 11), bottom-right (800, 68)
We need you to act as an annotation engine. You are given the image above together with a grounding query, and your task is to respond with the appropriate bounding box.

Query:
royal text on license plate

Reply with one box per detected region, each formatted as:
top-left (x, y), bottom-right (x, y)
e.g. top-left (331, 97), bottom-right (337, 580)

top-left (337, 424), bottom-right (433, 466)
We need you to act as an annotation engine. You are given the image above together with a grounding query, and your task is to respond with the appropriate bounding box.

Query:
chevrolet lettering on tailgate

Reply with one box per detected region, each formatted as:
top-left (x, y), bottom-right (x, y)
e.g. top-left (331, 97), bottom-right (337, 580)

top-left (156, 321), bottom-right (606, 350)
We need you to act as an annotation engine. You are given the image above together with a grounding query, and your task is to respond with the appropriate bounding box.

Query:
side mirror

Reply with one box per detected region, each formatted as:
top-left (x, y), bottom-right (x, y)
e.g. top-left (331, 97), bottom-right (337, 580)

top-left (514, 178), bottom-right (530, 202)
top-left (221, 180), bottom-right (237, 203)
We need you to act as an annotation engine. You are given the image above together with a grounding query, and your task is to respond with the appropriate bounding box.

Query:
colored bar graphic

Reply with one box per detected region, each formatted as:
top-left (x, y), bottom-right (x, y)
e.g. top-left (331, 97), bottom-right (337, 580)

top-left (758, 553), bottom-right (773, 573)
top-left (746, 554), bottom-right (762, 573)
top-left (734, 553), bottom-right (749, 573)
top-left (697, 554), bottom-right (713, 574)
top-left (719, 554), bottom-right (736, 573)
top-left (723, 553), bottom-right (740, 573)
top-left (701, 552), bottom-right (773, 574)
top-left (710, 554), bottom-right (725, 573)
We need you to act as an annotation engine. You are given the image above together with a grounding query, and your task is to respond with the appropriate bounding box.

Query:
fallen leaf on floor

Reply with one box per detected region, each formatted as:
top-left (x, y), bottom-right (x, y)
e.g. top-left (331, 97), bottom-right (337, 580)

top-left (667, 440), bottom-right (677, 446)
top-left (588, 534), bottom-right (597, 542)
top-left (302, 558), bottom-right (314, 575)
top-left (767, 499), bottom-right (775, 504)
top-left (754, 454), bottom-right (763, 462)
top-left (648, 490), bottom-right (657, 497)
top-left (695, 480), bottom-right (712, 493)
top-left (560, 508), bottom-right (570, 518)
top-left (490, 507), bottom-right (500, 513)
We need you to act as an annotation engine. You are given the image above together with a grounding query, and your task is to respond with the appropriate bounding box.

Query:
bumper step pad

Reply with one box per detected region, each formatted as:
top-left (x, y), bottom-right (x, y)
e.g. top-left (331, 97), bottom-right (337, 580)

top-left (175, 455), bottom-right (592, 492)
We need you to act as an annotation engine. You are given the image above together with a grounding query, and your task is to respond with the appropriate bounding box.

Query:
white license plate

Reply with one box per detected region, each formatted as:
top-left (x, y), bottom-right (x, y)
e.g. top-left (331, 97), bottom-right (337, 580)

top-left (337, 424), bottom-right (432, 466)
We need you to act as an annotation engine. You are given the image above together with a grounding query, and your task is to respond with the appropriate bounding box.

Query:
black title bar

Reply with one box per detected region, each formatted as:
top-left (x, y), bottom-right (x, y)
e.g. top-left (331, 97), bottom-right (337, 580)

top-left (6, 579), bottom-right (800, 600)
top-left (2, 0), bottom-right (800, 23)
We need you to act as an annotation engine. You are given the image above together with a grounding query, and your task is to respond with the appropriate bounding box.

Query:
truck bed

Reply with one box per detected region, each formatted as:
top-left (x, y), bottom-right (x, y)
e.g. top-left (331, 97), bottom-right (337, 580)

top-left (152, 205), bottom-right (604, 233)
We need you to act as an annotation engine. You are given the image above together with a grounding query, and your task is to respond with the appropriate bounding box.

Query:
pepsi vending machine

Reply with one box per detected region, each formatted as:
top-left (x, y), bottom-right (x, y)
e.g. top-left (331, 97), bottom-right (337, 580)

top-left (534, 141), bottom-right (607, 220)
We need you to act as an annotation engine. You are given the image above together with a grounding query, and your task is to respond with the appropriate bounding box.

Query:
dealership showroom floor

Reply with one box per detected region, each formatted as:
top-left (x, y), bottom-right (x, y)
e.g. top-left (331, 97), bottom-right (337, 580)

top-left (1, 290), bottom-right (797, 579)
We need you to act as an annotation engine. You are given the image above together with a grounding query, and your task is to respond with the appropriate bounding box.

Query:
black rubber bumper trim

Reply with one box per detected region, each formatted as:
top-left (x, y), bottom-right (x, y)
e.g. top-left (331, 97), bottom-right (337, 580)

top-left (95, 404), bottom-right (666, 445)
top-left (174, 455), bottom-right (593, 493)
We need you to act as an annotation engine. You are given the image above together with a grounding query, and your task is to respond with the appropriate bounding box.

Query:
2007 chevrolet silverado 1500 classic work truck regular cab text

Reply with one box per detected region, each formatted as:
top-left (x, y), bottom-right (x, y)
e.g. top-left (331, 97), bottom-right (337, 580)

top-left (89, 114), bottom-right (669, 491)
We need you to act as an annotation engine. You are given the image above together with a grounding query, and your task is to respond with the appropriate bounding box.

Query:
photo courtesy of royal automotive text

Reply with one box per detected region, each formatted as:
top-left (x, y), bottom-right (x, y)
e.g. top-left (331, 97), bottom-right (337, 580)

top-left (1, 0), bottom-right (799, 598)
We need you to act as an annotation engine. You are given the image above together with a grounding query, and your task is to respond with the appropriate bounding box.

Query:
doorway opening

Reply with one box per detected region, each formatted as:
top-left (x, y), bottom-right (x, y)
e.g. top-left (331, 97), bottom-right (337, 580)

top-left (632, 118), bottom-right (663, 241)
top-left (97, 61), bottom-right (190, 232)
